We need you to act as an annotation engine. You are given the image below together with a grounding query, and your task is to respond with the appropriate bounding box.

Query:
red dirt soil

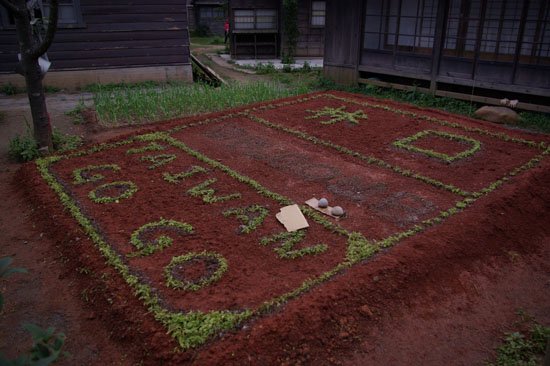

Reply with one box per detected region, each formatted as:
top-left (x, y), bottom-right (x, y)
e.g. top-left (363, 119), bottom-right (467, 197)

top-left (1, 91), bottom-right (549, 365)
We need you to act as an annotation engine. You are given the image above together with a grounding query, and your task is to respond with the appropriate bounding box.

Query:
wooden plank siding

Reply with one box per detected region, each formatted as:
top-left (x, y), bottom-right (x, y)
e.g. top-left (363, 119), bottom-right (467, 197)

top-left (287, 0), bottom-right (325, 57)
top-left (324, 0), bottom-right (549, 102)
top-left (229, 0), bottom-right (325, 59)
top-left (0, 1), bottom-right (190, 73)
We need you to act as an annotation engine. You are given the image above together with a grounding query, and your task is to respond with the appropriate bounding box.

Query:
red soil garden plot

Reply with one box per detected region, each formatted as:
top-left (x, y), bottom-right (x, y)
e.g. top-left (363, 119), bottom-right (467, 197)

top-left (20, 91), bottom-right (550, 364)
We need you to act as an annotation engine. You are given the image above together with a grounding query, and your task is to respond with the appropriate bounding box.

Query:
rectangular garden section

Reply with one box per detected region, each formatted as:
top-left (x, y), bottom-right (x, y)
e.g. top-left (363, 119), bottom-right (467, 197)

top-left (35, 91), bottom-right (550, 350)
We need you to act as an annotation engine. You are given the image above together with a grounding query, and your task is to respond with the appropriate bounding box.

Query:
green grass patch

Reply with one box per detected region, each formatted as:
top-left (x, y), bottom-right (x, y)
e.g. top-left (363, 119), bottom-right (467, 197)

top-left (190, 36), bottom-right (225, 46)
top-left (517, 111), bottom-right (550, 133)
top-left (358, 84), bottom-right (478, 116)
top-left (9, 127), bottom-right (83, 162)
top-left (488, 323), bottom-right (550, 366)
top-left (92, 81), bottom-right (312, 126)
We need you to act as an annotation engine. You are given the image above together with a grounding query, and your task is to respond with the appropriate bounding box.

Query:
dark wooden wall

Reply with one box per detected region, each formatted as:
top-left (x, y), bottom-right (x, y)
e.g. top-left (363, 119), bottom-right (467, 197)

top-left (293, 0), bottom-right (325, 57)
top-left (327, 0), bottom-right (550, 97)
top-left (323, 0), bottom-right (363, 84)
top-left (0, 0), bottom-right (190, 73)
top-left (193, 0), bottom-right (226, 35)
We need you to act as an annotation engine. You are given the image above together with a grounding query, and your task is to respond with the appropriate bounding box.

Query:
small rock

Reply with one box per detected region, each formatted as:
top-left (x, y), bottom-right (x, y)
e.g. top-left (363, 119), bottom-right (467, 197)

top-left (318, 198), bottom-right (328, 208)
top-left (474, 106), bottom-right (520, 124)
top-left (359, 304), bottom-right (373, 318)
top-left (331, 206), bottom-right (344, 216)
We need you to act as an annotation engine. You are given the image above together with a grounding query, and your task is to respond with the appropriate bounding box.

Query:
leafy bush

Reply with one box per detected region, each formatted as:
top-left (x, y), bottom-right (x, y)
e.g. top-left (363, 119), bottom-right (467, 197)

top-left (488, 324), bottom-right (550, 366)
top-left (8, 134), bottom-right (40, 162)
top-left (9, 128), bottom-right (83, 162)
top-left (0, 324), bottom-right (67, 366)
top-left (0, 257), bottom-right (27, 312)
top-left (255, 62), bottom-right (277, 75)
top-left (0, 83), bottom-right (19, 95)
top-left (192, 24), bottom-right (211, 37)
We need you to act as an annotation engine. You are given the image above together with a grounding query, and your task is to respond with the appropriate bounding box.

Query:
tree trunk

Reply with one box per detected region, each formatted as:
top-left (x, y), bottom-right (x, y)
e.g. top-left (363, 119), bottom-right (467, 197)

top-left (13, 0), bottom-right (53, 151)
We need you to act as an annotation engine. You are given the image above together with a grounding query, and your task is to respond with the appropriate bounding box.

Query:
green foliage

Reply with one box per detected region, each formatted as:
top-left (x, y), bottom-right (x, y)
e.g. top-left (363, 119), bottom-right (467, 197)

top-left (191, 24), bottom-right (211, 37)
top-left (0, 324), bottom-right (66, 366)
top-left (282, 0), bottom-right (298, 64)
top-left (223, 205), bottom-right (269, 234)
top-left (8, 134), bottom-right (40, 162)
top-left (359, 84), bottom-right (477, 117)
top-left (305, 105), bottom-right (368, 125)
top-left (393, 130), bottom-right (481, 163)
top-left (0, 257), bottom-right (27, 312)
top-left (345, 232), bottom-right (378, 263)
top-left (92, 81), bottom-right (310, 126)
top-left (9, 126), bottom-right (83, 162)
top-left (0, 83), bottom-right (20, 95)
top-left (72, 164), bottom-right (121, 185)
top-left (163, 165), bottom-right (207, 184)
top-left (518, 111), bottom-right (550, 133)
top-left (0, 258), bottom-right (66, 365)
top-left (187, 178), bottom-right (241, 203)
top-left (254, 62), bottom-right (277, 75)
top-left (139, 154), bottom-right (177, 170)
top-left (190, 35), bottom-right (224, 45)
top-left (126, 142), bottom-right (166, 155)
top-left (164, 251), bottom-right (228, 291)
top-left (43, 85), bottom-right (61, 94)
top-left (88, 181), bottom-right (138, 204)
top-left (128, 219), bottom-right (194, 257)
top-left (488, 324), bottom-right (550, 366)
top-left (64, 98), bottom-right (86, 125)
top-left (52, 129), bottom-right (83, 152)
top-left (260, 230), bottom-right (328, 259)
top-left (0, 84), bottom-right (59, 95)
top-left (161, 310), bottom-right (251, 349)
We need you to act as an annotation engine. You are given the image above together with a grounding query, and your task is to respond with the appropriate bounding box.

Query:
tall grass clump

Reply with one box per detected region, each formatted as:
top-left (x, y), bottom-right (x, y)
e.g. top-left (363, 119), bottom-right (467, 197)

top-left (93, 81), bottom-right (310, 126)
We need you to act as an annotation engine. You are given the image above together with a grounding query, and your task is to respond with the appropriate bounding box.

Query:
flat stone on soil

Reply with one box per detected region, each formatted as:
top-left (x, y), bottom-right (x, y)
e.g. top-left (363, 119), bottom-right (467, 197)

top-left (474, 106), bottom-right (520, 124)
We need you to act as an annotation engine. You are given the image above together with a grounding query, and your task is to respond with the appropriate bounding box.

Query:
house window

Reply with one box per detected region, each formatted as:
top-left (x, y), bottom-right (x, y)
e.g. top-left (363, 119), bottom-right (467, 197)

top-left (311, 1), bottom-right (326, 27)
top-left (43, 0), bottom-right (84, 27)
top-left (1, 0), bottom-right (83, 29)
top-left (234, 9), bottom-right (277, 31)
top-left (0, 8), bottom-right (16, 29)
top-left (199, 6), bottom-right (225, 20)
top-left (363, 0), bottom-right (437, 53)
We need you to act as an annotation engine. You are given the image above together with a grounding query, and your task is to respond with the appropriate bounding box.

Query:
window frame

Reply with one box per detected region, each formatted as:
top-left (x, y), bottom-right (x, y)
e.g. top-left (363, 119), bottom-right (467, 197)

top-left (310, 1), bottom-right (326, 28)
top-left (42, 0), bottom-right (86, 29)
top-left (0, 7), bottom-right (16, 30)
top-left (233, 8), bottom-right (278, 32)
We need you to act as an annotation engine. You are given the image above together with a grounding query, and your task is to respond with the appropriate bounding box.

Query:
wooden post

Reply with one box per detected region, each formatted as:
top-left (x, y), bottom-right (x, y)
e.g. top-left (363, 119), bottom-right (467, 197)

top-left (511, 0), bottom-right (530, 84)
top-left (430, 0), bottom-right (449, 94)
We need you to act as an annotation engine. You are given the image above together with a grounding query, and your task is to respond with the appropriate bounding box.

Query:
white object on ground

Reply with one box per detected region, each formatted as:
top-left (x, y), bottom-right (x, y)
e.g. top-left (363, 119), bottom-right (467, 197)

top-left (276, 204), bottom-right (309, 232)
top-left (331, 206), bottom-right (345, 216)
top-left (318, 198), bottom-right (329, 208)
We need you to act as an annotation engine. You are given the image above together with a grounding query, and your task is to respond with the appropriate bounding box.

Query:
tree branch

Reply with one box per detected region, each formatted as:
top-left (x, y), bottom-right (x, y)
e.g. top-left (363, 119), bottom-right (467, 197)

top-left (0, 0), bottom-right (22, 15)
top-left (31, 0), bottom-right (58, 58)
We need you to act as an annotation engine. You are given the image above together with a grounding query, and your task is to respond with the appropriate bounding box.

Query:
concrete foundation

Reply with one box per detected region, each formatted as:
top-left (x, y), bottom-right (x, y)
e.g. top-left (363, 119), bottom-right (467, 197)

top-left (0, 64), bottom-right (193, 90)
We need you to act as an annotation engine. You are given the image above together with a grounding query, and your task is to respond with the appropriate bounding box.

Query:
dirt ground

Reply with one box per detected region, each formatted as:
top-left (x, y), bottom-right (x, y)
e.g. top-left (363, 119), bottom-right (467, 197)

top-left (0, 65), bottom-right (549, 365)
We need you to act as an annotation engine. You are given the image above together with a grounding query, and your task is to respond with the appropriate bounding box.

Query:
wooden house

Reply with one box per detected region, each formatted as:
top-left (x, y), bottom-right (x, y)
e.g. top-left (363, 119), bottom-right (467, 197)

top-left (228, 0), bottom-right (326, 59)
top-left (0, 1), bottom-right (192, 89)
top-left (188, 0), bottom-right (227, 36)
top-left (324, 0), bottom-right (550, 111)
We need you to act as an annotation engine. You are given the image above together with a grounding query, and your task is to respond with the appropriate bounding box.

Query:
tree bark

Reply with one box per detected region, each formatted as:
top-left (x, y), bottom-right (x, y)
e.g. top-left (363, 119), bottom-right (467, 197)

top-left (2, 0), bottom-right (58, 152)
